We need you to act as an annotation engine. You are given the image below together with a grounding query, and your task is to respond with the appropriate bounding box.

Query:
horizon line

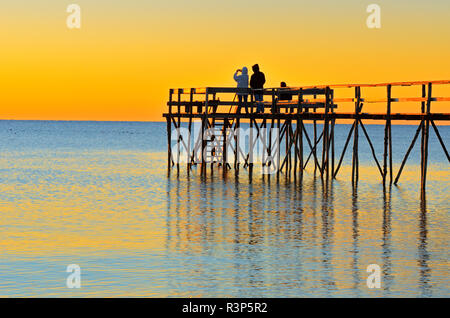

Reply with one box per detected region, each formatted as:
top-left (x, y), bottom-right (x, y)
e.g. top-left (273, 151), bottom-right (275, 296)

top-left (1, 118), bottom-right (448, 126)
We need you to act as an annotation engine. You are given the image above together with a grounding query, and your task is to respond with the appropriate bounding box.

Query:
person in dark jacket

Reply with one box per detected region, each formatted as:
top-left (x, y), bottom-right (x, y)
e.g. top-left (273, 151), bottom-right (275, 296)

top-left (250, 64), bottom-right (266, 113)
top-left (279, 82), bottom-right (294, 113)
top-left (279, 82), bottom-right (292, 101)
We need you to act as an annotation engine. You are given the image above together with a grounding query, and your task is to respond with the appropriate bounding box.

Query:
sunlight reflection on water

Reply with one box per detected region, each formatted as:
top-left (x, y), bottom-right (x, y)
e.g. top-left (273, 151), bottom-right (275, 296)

top-left (0, 121), bottom-right (448, 297)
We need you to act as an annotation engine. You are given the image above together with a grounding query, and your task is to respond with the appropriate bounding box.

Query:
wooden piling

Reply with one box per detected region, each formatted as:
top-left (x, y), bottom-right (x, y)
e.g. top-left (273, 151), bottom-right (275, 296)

top-left (313, 105), bottom-right (317, 175)
top-left (201, 88), bottom-right (209, 174)
top-left (223, 118), bottom-right (228, 175)
top-left (352, 87), bottom-right (361, 185)
top-left (420, 84), bottom-right (426, 183)
top-left (431, 120), bottom-right (450, 162)
top-left (298, 89), bottom-right (304, 176)
top-left (330, 89), bottom-right (336, 177)
top-left (187, 88), bottom-right (194, 171)
top-left (394, 121), bottom-right (423, 185)
top-left (322, 89), bottom-right (328, 179)
top-left (167, 89), bottom-right (173, 169)
top-left (333, 122), bottom-right (355, 179)
top-left (421, 83), bottom-right (432, 199)
top-left (388, 86), bottom-right (393, 184)
top-left (383, 85), bottom-right (392, 185)
top-left (177, 89), bottom-right (182, 170)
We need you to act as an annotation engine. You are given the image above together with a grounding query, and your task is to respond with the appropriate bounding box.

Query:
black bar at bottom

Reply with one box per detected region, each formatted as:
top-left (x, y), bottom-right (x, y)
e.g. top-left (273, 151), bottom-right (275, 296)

top-left (0, 298), bottom-right (445, 316)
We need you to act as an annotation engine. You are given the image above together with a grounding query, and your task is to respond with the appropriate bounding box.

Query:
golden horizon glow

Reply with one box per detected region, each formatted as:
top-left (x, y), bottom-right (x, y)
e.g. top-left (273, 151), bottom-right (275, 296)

top-left (1, 1), bottom-right (449, 121)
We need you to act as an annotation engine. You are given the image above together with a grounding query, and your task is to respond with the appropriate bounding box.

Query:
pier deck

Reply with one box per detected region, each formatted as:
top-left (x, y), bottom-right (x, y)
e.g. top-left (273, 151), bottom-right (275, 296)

top-left (164, 112), bottom-right (450, 121)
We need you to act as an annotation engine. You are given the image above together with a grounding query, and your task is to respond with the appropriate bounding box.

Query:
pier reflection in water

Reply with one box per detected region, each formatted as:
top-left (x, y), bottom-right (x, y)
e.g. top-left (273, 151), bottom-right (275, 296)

top-left (0, 121), bottom-right (446, 297)
top-left (165, 165), bottom-right (445, 297)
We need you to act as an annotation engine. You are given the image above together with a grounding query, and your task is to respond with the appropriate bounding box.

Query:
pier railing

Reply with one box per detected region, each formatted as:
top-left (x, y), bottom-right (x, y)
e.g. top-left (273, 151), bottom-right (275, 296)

top-left (163, 80), bottom-right (450, 198)
top-left (167, 80), bottom-right (450, 118)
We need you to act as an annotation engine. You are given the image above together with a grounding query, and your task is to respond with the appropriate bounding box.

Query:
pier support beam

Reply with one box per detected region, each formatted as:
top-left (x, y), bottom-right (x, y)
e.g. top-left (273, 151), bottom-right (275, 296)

top-left (421, 83), bottom-right (432, 199)
top-left (163, 83), bottom-right (450, 195)
top-left (352, 87), bottom-right (361, 185)
top-left (167, 89), bottom-right (174, 170)
top-left (166, 117), bottom-right (172, 169)
top-left (383, 85), bottom-right (392, 186)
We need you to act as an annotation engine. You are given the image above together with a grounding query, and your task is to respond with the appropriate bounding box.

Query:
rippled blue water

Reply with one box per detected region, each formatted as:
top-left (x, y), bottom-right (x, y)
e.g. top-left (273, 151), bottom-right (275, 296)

top-left (0, 120), bottom-right (448, 297)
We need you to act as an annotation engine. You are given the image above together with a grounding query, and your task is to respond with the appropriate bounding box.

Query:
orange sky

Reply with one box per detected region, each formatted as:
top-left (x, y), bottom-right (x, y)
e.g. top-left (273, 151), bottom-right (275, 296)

top-left (0, 1), bottom-right (449, 121)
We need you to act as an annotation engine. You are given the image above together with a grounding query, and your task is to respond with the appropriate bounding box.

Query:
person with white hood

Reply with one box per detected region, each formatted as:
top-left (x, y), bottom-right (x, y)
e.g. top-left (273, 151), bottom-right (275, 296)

top-left (233, 67), bottom-right (249, 114)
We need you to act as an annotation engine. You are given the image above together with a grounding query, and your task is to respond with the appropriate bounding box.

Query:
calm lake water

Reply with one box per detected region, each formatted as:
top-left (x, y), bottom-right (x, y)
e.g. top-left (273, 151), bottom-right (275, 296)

top-left (0, 120), bottom-right (448, 297)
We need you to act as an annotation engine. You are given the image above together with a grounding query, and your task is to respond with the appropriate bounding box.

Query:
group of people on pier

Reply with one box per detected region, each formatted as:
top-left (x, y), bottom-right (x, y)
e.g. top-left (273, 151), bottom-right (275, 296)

top-left (233, 64), bottom-right (292, 114)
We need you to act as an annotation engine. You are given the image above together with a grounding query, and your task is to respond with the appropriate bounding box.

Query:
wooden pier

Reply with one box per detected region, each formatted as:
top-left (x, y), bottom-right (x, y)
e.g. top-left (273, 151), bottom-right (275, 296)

top-left (163, 80), bottom-right (450, 199)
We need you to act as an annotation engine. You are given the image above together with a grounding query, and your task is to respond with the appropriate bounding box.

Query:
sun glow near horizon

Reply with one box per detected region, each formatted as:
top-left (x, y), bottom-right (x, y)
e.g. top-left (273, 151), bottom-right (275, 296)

top-left (1, 0), bottom-right (449, 121)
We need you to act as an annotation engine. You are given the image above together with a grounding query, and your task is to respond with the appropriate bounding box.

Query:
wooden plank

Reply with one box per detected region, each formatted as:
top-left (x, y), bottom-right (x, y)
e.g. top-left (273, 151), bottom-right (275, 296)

top-left (169, 96), bottom-right (449, 106)
top-left (333, 122), bottom-right (355, 179)
top-left (206, 87), bottom-right (328, 95)
top-left (163, 112), bottom-right (450, 121)
top-left (286, 80), bottom-right (450, 90)
top-left (394, 121), bottom-right (423, 185)
top-left (168, 101), bottom-right (338, 110)
top-left (170, 80), bottom-right (450, 97)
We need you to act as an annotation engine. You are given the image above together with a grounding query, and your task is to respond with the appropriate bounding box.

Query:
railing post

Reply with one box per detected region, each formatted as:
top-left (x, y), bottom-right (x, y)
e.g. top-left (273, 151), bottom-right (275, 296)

top-left (177, 89), bottom-right (182, 114)
top-left (205, 88), bottom-right (209, 116)
top-left (272, 89), bottom-right (276, 114)
top-left (168, 89), bottom-right (173, 116)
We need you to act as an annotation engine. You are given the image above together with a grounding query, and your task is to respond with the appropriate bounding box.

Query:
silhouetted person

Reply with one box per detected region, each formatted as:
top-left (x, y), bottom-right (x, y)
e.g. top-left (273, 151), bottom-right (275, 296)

top-left (279, 82), bottom-right (292, 101)
top-left (279, 81), bottom-right (293, 113)
top-left (233, 67), bottom-right (249, 114)
top-left (250, 64), bottom-right (266, 113)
